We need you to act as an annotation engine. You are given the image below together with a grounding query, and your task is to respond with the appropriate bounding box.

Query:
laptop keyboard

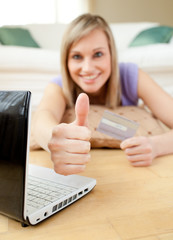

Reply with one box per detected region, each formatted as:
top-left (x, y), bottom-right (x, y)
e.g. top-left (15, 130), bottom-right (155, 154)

top-left (27, 175), bottom-right (77, 213)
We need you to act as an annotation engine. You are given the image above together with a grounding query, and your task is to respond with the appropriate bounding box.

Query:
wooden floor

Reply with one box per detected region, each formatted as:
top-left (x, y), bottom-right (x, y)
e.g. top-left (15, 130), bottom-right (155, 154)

top-left (1, 149), bottom-right (173, 240)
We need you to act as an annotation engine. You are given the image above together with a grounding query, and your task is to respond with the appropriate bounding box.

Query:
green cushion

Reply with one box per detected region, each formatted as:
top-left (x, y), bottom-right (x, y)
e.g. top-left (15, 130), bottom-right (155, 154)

top-left (0, 27), bottom-right (40, 48)
top-left (129, 26), bottom-right (173, 47)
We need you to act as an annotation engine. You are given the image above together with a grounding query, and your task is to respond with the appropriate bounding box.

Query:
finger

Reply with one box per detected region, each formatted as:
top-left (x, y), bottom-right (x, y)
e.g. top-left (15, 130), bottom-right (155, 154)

top-left (65, 139), bottom-right (91, 153)
top-left (74, 93), bottom-right (89, 126)
top-left (124, 145), bottom-right (152, 156)
top-left (51, 124), bottom-right (91, 141)
top-left (126, 153), bottom-right (152, 162)
top-left (49, 135), bottom-right (91, 152)
top-left (131, 160), bottom-right (152, 167)
top-left (120, 137), bottom-right (145, 149)
top-left (52, 152), bottom-right (91, 165)
top-left (54, 163), bottom-right (87, 176)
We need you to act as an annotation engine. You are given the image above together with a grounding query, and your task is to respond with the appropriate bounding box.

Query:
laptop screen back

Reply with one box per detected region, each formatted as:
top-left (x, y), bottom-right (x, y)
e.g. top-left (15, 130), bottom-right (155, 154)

top-left (0, 91), bottom-right (31, 222)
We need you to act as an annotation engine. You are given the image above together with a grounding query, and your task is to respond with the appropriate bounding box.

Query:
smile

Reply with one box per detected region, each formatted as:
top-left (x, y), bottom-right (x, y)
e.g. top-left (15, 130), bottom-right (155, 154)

top-left (80, 74), bottom-right (100, 82)
top-left (83, 75), bottom-right (97, 80)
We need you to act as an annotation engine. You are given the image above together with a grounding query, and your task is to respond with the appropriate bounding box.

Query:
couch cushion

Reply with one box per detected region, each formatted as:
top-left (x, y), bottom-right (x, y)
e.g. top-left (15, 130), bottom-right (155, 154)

top-left (119, 44), bottom-right (173, 72)
top-left (0, 46), bottom-right (60, 73)
top-left (110, 22), bottom-right (159, 51)
top-left (24, 23), bottom-right (67, 50)
top-left (129, 26), bottom-right (173, 47)
top-left (0, 27), bottom-right (40, 48)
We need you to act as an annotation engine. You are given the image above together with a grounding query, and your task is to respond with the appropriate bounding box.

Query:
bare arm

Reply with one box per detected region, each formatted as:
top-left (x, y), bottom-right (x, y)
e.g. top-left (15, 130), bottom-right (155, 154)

top-left (138, 69), bottom-right (173, 129)
top-left (138, 69), bottom-right (173, 158)
top-left (32, 83), bottom-right (66, 151)
top-left (32, 84), bottom-right (91, 175)
top-left (121, 69), bottom-right (173, 166)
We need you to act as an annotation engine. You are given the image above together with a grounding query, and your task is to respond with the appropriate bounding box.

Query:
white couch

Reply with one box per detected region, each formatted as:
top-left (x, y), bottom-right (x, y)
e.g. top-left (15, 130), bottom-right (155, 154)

top-left (0, 22), bottom-right (173, 110)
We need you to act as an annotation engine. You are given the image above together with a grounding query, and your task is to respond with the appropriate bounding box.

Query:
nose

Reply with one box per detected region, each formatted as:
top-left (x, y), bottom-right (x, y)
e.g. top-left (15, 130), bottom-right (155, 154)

top-left (81, 58), bottom-right (93, 72)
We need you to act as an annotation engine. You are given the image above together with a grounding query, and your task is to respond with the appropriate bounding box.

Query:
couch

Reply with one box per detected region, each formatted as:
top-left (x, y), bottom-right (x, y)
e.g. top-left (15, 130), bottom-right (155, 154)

top-left (0, 22), bottom-right (173, 110)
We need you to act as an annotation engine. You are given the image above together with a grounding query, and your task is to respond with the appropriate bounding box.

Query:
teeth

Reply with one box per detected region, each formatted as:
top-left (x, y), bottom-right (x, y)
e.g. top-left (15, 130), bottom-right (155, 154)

top-left (83, 75), bottom-right (97, 80)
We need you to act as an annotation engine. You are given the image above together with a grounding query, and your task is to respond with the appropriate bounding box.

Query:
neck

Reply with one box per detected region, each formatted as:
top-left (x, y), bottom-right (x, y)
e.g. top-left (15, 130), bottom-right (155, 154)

top-left (87, 85), bottom-right (107, 105)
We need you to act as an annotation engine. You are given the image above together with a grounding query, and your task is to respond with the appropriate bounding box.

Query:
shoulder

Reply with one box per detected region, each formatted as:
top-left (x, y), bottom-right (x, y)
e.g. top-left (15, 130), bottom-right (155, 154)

top-left (119, 62), bottom-right (138, 87)
top-left (119, 62), bottom-right (139, 106)
top-left (50, 75), bottom-right (63, 87)
top-left (119, 62), bottom-right (138, 78)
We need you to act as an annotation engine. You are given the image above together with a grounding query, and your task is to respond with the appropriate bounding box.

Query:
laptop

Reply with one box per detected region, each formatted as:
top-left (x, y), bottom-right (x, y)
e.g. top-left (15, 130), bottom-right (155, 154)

top-left (0, 91), bottom-right (96, 226)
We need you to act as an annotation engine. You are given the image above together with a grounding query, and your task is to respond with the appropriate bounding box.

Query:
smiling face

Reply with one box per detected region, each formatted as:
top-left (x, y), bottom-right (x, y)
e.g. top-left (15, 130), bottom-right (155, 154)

top-left (67, 29), bottom-right (111, 96)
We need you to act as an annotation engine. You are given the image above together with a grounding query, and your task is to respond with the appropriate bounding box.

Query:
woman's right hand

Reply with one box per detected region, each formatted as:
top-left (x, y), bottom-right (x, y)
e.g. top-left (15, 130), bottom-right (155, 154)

top-left (48, 93), bottom-right (91, 175)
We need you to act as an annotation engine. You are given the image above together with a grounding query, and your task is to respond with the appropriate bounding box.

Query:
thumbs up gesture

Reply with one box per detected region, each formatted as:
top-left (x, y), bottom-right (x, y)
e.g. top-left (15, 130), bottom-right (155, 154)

top-left (74, 93), bottom-right (89, 126)
top-left (48, 93), bottom-right (91, 175)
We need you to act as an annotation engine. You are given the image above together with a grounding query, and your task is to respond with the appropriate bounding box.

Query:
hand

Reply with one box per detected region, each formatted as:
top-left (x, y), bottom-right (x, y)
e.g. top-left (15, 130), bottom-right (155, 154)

top-left (48, 93), bottom-right (91, 175)
top-left (120, 136), bottom-right (156, 167)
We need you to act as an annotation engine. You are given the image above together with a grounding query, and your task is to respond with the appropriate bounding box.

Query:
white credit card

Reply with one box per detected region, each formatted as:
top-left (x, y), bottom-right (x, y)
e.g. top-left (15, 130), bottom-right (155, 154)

top-left (97, 110), bottom-right (139, 141)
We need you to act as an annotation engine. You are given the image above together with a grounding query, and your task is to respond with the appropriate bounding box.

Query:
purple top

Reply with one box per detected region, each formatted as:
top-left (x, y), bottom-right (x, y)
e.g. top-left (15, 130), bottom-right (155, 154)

top-left (119, 62), bottom-right (138, 105)
top-left (51, 62), bottom-right (138, 106)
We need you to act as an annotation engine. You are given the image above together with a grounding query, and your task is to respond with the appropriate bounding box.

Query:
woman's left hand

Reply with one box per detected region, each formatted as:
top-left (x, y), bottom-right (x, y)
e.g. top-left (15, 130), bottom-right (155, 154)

top-left (120, 136), bottom-right (156, 167)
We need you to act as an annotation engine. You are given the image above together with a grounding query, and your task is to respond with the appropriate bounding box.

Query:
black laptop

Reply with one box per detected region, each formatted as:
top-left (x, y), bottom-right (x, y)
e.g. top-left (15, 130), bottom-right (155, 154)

top-left (0, 91), bottom-right (96, 226)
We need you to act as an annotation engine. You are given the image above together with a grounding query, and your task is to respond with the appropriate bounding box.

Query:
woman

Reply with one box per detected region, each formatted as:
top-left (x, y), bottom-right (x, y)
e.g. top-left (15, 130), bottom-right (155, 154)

top-left (32, 13), bottom-right (173, 175)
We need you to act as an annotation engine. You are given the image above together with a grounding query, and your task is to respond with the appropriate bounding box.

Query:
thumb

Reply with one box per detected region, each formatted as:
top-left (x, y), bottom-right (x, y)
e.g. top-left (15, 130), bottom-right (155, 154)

top-left (74, 93), bottom-right (89, 126)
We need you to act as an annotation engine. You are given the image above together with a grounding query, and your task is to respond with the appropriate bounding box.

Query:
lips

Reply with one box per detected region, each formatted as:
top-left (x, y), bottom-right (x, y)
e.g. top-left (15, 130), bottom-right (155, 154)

top-left (80, 74), bottom-right (100, 83)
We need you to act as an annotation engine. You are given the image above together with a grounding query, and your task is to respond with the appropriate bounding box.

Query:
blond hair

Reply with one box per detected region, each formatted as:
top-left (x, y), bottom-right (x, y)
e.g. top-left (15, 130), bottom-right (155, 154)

top-left (60, 13), bottom-right (121, 108)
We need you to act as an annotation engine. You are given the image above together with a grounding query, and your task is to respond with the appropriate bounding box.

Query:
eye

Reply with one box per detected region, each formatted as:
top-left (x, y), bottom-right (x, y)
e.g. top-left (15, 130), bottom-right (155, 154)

top-left (72, 54), bottom-right (82, 60)
top-left (94, 51), bottom-right (103, 58)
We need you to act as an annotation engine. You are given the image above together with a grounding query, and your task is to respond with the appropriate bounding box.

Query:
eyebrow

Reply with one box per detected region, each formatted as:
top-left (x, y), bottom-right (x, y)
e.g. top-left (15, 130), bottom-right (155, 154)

top-left (93, 47), bottom-right (106, 52)
top-left (69, 47), bottom-right (106, 53)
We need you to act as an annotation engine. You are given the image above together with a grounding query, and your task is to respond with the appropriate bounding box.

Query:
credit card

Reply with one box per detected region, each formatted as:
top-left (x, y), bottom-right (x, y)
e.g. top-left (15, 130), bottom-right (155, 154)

top-left (97, 110), bottom-right (139, 141)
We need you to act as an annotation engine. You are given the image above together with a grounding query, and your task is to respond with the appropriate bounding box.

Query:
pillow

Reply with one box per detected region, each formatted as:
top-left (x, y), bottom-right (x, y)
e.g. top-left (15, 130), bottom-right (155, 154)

top-left (30, 105), bottom-right (169, 150)
top-left (0, 27), bottom-right (40, 48)
top-left (129, 26), bottom-right (173, 47)
top-left (170, 36), bottom-right (173, 44)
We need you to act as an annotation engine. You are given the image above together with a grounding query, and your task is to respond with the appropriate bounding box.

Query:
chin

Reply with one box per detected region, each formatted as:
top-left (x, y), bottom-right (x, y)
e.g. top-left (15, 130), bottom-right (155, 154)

top-left (83, 89), bottom-right (99, 96)
top-left (80, 85), bottom-right (99, 94)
